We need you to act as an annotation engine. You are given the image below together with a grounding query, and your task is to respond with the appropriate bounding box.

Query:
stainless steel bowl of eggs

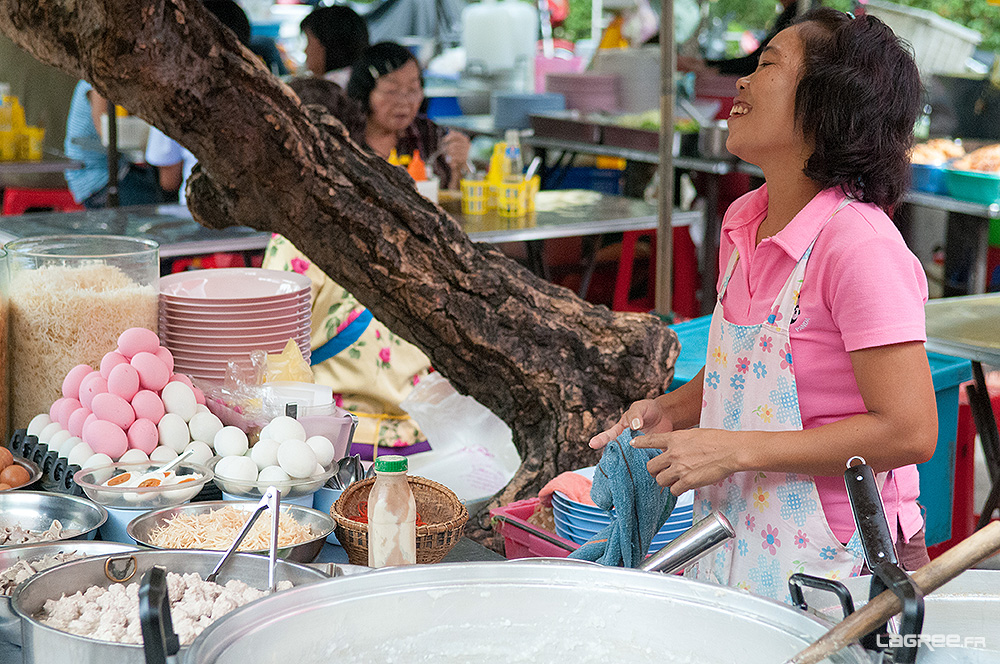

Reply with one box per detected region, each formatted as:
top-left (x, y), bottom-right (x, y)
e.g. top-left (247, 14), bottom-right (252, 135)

top-left (73, 460), bottom-right (213, 510)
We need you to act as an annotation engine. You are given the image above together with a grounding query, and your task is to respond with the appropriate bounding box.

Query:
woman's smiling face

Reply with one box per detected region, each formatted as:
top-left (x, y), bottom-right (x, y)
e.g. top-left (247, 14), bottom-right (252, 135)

top-left (367, 60), bottom-right (423, 135)
top-left (726, 24), bottom-right (812, 169)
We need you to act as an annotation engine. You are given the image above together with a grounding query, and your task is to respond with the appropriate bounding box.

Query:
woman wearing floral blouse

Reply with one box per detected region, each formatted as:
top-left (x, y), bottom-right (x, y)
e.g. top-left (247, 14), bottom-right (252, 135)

top-left (264, 235), bottom-right (431, 451)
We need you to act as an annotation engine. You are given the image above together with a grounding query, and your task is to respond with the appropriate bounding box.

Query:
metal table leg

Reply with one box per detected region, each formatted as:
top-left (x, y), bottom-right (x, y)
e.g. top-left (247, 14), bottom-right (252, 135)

top-left (968, 361), bottom-right (1000, 528)
top-left (698, 173), bottom-right (720, 315)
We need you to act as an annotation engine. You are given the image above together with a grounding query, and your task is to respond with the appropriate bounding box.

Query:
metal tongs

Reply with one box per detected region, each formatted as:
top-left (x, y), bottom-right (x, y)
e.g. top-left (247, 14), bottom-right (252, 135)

top-left (206, 485), bottom-right (282, 593)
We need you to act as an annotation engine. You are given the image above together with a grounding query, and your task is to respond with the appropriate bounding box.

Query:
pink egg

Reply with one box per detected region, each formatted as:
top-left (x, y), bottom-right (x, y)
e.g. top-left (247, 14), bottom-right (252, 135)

top-left (131, 390), bottom-right (165, 423)
top-left (127, 418), bottom-right (159, 454)
top-left (83, 419), bottom-right (128, 459)
top-left (78, 372), bottom-right (108, 411)
top-left (131, 352), bottom-right (170, 392)
top-left (99, 351), bottom-right (129, 379)
top-left (155, 346), bottom-right (175, 372)
top-left (49, 398), bottom-right (65, 423)
top-left (68, 407), bottom-right (92, 437)
top-left (192, 385), bottom-right (205, 405)
top-left (57, 398), bottom-right (82, 430)
top-left (107, 363), bottom-right (141, 401)
top-left (62, 364), bottom-right (95, 400)
top-left (84, 412), bottom-right (98, 430)
top-left (117, 327), bottom-right (161, 360)
top-left (169, 373), bottom-right (194, 390)
top-left (91, 392), bottom-right (136, 430)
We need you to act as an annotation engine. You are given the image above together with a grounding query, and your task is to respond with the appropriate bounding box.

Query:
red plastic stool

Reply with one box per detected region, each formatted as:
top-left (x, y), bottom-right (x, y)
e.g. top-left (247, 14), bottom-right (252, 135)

top-left (928, 380), bottom-right (1000, 558)
top-left (168, 252), bottom-right (249, 273)
top-left (612, 225), bottom-right (700, 317)
top-left (2, 187), bottom-right (84, 215)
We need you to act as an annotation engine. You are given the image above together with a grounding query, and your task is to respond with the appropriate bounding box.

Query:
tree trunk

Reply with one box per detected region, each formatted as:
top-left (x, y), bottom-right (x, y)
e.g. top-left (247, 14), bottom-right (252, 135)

top-left (0, 0), bottom-right (680, 536)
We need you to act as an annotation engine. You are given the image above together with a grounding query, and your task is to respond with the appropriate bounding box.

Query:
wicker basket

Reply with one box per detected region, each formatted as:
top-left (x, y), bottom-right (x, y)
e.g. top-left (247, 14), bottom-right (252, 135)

top-left (331, 475), bottom-right (469, 565)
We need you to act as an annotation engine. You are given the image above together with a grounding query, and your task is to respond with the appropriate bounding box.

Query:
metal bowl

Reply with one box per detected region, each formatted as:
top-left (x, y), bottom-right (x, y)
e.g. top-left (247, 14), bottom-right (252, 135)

top-left (0, 541), bottom-right (140, 647)
top-left (0, 457), bottom-right (43, 491)
top-left (11, 549), bottom-right (329, 664)
top-left (0, 491), bottom-right (107, 549)
top-left (126, 500), bottom-right (335, 563)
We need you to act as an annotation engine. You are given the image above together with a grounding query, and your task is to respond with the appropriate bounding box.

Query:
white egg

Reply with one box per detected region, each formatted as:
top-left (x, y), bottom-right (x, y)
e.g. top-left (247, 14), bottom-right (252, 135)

top-left (82, 453), bottom-right (115, 484)
top-left (188, 412), bottom-right (224, 447)
top-left (305, 435), bottom-right (336, 468)
top-left (256, 465), bottom-right (291, 487)
top-left (149, 445), bottom-right (178, 463)
top-left (27, 413), bottom-right (52, 437)
top-left (215, 455), bottom-right (259, 493)
top-left (67, 442), bottom-right (96, 468)
top-left (60, 436), bottom-right (83, 459)
top-left (182, 440), bottom-right (214, 466)
top-left (299, 462), bottom-right (328, 493)
top-left (214, 426), bottom-right (249, 457)
top-left (276, 439), bottom-right (317, 479)
top-left (157, 413), bottom-right (190, 452)
top-left (38, 422), bottom-right (63, 444)
top-left (195, 404), bottom-right (211, 415)
top-left (103, 470), bottom-right (141, 488)
top-left (266, 416), bottom-right (306, 443)
top-left (119, 448), bottom-right (150, 464)
top-left (249, 438), bottom-right (281, 471)
top-left (161, 381), bottom-right (198, 422)
top-left (48, 430), bottom-right (74, 455)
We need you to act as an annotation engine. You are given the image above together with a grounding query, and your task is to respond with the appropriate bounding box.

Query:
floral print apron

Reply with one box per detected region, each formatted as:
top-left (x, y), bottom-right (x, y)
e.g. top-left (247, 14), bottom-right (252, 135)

top-left (685, 198), bottom-right (866, 603)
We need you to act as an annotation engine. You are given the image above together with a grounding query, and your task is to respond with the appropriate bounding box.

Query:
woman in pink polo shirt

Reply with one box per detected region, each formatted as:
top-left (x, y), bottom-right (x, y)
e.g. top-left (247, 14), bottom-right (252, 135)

top-left (591, 8), bottom-right (935, 600)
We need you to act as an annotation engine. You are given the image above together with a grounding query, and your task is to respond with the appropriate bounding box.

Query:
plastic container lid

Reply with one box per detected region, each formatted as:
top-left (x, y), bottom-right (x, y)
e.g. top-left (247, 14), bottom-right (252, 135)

top-left (374, 455), bottom-right (408, 473)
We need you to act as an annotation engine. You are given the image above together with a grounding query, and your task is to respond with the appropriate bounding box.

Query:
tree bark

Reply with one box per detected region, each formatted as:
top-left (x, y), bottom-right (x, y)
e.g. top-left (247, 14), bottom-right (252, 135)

top-left (0, 0), bottom-right (681, 535)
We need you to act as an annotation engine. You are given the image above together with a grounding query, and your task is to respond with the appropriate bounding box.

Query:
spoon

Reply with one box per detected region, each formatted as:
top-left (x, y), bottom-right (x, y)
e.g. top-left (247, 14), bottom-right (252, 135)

top-left (149, 448), bottom-right (195, 476)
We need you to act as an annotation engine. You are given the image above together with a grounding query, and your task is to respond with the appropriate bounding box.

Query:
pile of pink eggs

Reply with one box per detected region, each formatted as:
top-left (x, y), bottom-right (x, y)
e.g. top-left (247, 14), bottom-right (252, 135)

top-left (24, 327), bottom-right (227, 473)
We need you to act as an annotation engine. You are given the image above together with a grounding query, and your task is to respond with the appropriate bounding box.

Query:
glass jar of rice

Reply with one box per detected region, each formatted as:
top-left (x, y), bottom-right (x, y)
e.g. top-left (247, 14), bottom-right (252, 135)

top-left (1, 248), bottom-right (9, 443)
top-left (6, 235), bottom-right (159, 430)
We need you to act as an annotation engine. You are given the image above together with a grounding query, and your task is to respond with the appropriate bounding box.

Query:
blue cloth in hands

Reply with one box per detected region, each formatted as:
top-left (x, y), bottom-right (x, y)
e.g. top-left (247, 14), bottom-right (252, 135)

top-left (568, 428), bottom-right (677, 568)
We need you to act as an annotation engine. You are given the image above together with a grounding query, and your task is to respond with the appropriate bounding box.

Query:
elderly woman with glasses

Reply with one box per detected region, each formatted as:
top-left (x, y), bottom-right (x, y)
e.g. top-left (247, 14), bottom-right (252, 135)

top-left (347, 42), bottom-right (470, 189)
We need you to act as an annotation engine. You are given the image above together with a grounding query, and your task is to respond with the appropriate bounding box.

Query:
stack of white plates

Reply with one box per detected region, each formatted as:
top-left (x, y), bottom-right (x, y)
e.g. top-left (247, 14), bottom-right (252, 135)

top-left (552, 466), bottom-right (695, 551)
top-left (159, 268), bottom-right (312, 383)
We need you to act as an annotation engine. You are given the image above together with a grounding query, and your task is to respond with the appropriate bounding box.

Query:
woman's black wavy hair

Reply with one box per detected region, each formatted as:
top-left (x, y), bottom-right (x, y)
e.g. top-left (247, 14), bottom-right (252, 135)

top-left (792, 8), bottom-right (921, 212)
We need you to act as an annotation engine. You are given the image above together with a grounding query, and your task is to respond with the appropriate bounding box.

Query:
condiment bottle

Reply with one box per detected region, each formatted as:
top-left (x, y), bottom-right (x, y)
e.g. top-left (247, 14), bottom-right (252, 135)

top-left (367, 454), bottom-right (417, 568)
top-left (502, 129), bottom-right (524, 183)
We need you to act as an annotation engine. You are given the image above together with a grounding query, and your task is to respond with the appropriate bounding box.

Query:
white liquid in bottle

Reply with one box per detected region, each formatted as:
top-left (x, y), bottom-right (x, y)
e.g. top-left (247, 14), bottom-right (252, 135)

top-left (367, 455), bottom-right (417, 567)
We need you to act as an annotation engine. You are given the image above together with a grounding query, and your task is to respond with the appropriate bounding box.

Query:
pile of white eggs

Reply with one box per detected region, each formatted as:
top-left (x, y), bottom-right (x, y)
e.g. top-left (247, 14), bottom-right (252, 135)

top-left (213, 415), bottom-right (336, 494)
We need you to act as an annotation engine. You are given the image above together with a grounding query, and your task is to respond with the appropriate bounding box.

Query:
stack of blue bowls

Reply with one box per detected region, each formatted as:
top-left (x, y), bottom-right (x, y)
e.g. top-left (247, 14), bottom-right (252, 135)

top-left (551, 466), bottom-right (694, 552)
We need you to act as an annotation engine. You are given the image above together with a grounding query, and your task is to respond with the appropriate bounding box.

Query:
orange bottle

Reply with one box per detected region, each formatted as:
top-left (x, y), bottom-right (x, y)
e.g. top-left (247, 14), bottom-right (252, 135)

top-left (407, 150), bottom-right (428, 181)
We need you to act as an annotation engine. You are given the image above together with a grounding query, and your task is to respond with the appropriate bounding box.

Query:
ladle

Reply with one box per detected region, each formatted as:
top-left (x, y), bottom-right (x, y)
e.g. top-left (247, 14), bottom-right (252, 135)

top-left (205, 485), bottom-right (282, 593)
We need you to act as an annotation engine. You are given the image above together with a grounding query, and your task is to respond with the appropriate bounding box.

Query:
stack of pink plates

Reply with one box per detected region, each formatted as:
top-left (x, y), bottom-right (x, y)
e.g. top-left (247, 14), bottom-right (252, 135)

top-left (159, 268), bottom-right (312, 383)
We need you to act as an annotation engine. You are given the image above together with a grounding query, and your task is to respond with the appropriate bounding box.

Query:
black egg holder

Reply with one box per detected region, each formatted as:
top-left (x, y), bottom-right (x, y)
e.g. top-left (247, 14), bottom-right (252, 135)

top-left (6, 428), bottom-right (222, 502)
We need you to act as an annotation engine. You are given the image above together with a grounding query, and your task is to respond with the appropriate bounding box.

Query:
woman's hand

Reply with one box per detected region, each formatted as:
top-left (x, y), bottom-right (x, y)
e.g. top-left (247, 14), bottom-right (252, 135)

top-left (631, 428), bottom-right (743, 495)
top-left (441, 130), bottom-right (471, 188)
top-left (588, 397), bottom-right (674, 450)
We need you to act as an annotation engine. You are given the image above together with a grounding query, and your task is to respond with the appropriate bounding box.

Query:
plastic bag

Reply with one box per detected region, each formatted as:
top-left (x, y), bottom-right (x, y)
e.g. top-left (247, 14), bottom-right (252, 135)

top-left (400, 373), bottom-right (521, 511)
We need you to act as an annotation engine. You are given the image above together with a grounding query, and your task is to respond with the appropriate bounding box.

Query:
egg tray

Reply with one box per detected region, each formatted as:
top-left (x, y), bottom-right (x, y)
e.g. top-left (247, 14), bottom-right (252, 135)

top-left (5, 428), bottom-right (222, 502)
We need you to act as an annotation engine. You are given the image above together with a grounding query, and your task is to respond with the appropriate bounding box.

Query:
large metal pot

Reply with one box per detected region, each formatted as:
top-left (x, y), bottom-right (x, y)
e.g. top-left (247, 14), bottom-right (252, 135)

top-left (0, 541), bottom-right (140, 647)
top-left (12, 549), bottom-right (328, 664)
top-left (185, 561), bottom-right (872, 664)
top-left (801, 569), bottom-right (1000, 662)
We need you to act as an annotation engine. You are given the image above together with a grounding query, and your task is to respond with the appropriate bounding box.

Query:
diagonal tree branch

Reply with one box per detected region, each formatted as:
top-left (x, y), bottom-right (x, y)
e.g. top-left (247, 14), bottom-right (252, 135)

top-left (0, 0), bottom-right (680, 529)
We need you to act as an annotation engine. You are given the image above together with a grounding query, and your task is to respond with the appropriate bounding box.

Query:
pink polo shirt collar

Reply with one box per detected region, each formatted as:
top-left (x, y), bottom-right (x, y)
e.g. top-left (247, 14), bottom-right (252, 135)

top-left (723, 184), bottom-right (850, 262)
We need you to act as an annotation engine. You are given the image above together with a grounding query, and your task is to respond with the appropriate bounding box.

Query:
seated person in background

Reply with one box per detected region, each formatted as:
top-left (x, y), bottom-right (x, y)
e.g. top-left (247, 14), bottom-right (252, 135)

top-left (347, 42), bottom-right (470, 190)
top-left (264, 75), bottom-right (432, 454)
top-left (301, 6), bottom-right (369, 87)
top-left (145, 0), bottom-right (251, 204)
top-left (64, 83), bottom-right (162, 208)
